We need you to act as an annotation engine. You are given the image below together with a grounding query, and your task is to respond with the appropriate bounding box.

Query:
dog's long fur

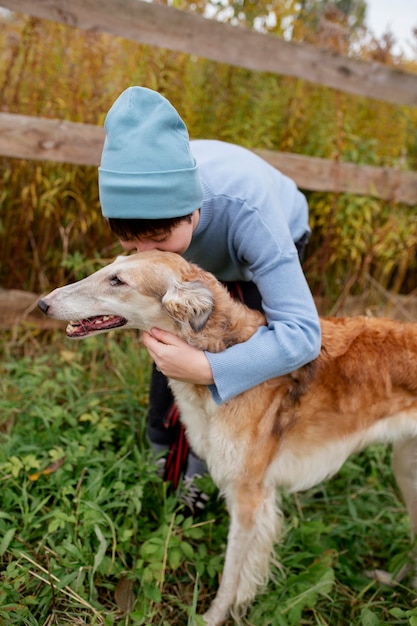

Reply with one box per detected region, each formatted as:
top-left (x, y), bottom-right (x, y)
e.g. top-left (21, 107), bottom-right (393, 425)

top-left (38, 251), bottom-right (417, 625)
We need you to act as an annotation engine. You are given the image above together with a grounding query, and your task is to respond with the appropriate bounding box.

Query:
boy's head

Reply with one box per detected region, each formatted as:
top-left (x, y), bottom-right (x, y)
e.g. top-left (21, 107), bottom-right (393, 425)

top-left (108, 212), bottom-right (196, 255)
top-left (107, 215), bottom-right (192, 242)
top-left (98, 87), bottom-right (203, 228)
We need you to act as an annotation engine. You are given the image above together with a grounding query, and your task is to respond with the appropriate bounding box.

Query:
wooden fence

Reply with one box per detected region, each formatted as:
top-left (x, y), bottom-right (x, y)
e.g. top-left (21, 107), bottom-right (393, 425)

top-left (1, 0), bottom-right (417, 204)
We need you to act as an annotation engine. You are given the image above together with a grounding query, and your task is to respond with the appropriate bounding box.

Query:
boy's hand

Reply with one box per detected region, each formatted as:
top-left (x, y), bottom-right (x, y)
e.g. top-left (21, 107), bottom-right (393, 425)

top-left (142, 328), bottom-right (214, 385)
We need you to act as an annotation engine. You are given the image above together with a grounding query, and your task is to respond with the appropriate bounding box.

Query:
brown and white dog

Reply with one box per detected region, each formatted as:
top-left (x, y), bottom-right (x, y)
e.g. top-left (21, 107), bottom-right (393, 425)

top-left (38, 250), bottom-right (417, 625)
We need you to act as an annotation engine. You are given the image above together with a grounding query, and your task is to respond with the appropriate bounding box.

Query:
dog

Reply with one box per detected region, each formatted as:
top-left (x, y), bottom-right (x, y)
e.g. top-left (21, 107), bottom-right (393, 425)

top-left (38, 250), bottom-right (417, 625)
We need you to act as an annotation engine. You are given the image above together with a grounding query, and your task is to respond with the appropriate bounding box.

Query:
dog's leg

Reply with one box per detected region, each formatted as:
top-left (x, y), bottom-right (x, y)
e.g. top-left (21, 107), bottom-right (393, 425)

top-left (392, 437), bottom-right (417, 535)
top-left (392, 436), bottom-right (417, 586)
top-left (232, 488), bottom-right (282, 611)
top-left (203, 509), bottom-right (253, 626)
top-left (203, 484), bottom-right (281, 626)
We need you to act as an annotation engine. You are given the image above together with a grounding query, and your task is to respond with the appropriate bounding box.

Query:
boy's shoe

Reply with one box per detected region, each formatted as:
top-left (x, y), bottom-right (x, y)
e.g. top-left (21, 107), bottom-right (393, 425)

top-left (180, 474), bottom-right (210, 515)
top-left (155, 456), bottom-right (167, 478)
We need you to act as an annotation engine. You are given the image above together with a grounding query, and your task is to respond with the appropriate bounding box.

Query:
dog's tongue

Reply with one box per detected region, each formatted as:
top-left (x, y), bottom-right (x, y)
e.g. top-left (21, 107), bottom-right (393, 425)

top-left (66, 315), bottom-right (127, 338)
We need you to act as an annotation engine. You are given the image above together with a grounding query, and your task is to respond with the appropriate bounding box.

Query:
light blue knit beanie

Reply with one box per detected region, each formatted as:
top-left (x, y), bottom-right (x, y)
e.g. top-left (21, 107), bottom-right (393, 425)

top-left (98, 86), bottom-right (203, 219)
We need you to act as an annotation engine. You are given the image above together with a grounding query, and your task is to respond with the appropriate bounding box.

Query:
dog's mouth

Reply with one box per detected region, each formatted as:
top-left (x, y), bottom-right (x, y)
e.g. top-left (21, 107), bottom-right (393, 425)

top-left (66, 315), bottom-right (127, 338)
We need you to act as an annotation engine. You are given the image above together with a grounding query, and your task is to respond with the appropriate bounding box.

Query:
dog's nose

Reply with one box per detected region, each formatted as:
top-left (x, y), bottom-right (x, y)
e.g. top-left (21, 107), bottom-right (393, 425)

top-left (38, 299), bottom-right (49, 314)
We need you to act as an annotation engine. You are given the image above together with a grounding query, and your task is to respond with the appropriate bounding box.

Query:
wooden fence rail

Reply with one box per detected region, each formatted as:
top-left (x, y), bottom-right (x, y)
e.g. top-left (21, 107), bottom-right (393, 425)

top-left (2, 112), bottom-right (417, 204)
top-left (3, 0), bottom-right (417, 106)
top-left (0, 1), bottom-right (416, 203)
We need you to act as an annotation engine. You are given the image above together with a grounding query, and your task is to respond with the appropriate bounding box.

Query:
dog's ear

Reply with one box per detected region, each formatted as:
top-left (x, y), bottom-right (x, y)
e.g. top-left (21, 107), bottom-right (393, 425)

top-left (162, 279), bottom-right (214, 332)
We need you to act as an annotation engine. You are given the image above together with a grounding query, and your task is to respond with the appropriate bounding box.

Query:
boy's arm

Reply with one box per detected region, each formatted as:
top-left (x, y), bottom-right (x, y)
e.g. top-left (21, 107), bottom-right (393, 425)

top-left (206, 250), bottom-right (321, 404)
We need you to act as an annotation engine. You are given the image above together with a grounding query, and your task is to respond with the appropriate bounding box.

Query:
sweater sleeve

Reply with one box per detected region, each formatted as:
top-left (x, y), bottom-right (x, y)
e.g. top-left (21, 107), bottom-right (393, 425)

top-left (205, 207), bottom-right (321, 404)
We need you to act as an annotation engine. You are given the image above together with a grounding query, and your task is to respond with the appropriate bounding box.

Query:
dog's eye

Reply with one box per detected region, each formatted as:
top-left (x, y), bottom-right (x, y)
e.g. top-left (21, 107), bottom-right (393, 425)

top-left (109, 275), bottom-right (125, 287)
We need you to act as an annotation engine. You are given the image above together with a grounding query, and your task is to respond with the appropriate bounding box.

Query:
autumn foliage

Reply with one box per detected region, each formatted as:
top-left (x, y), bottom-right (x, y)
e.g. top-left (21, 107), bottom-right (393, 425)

top-left (0, 4), bottom-right (416, 304)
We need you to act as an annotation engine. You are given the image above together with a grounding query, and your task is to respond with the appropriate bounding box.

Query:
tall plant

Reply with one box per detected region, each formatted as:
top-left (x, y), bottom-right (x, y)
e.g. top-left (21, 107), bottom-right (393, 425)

top-left (0, 9), bottom-right (416, 299)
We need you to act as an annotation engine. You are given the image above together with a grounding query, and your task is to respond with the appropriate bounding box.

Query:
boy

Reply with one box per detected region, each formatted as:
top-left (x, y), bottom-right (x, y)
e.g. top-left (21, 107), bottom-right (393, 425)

top-left (98, 86), bottom-right (321, 512)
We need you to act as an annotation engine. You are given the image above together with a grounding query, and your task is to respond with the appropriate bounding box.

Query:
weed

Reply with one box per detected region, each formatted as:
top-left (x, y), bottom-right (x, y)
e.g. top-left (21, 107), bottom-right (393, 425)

top-left (2, 329), bottom-right (417, 624)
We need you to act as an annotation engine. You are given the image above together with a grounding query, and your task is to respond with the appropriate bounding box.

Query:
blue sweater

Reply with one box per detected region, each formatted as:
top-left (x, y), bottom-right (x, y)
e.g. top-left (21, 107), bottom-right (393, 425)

top-left (185, 140), bottom-right (321, 404)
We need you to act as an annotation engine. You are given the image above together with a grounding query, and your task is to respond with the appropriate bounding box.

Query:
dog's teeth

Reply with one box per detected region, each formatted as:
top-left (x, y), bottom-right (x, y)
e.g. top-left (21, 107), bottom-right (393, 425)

top-left (92, 316), bottom-right (110, 324)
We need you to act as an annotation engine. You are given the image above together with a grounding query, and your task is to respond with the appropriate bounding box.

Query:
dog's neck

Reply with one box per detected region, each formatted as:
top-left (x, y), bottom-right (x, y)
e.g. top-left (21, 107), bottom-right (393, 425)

top-left (181, 281), bottom-right (265, 353)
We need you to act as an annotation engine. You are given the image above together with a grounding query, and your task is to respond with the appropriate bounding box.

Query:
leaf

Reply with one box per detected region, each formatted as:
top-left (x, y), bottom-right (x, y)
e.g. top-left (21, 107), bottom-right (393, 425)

top-left (79, 412), bottom-right (99, 424)
top-left (140, 538), bottom-right (165, 561)
top-left (47, 510), bottom-right (76, 533)
top-left (6, 456), bottom-right (24, 478)
top-left (142, 581), bottom-right (161, 603)
top-left (93, 524), bottom-right (108, 575)
top-left (283, 558), bottom-right (335, 624)
top-left (115, 576), bottom-right (135, 613)
top-left (60, 350), bottom-right (77, 362)
top-left (188, 573), bottom-right (200, 626)
top-left (181, 541), bottom-right (195, 560)
top-left (28, 456), bottom-right (65, 481)
top-left (168, 548), bottom-right (182, 571)
top-left (0, 527), bottom-right (16, 556)
top-left (361, 607), bottom-right (380, 626)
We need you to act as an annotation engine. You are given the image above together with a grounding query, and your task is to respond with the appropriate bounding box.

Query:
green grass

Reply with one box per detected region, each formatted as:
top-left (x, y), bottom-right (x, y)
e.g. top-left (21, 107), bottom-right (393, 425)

top-left (1, 328), bottom-right (417, 625)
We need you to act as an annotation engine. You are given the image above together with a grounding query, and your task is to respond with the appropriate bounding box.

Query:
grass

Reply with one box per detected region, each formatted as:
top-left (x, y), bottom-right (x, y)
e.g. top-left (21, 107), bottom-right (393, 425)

top-left (2, 327), bottom-right (417, 625)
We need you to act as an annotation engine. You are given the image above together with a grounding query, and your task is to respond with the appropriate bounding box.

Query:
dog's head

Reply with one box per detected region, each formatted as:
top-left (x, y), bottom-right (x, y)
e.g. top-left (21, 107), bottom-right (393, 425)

top-left (38, 251), bottom-right (215, 339)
